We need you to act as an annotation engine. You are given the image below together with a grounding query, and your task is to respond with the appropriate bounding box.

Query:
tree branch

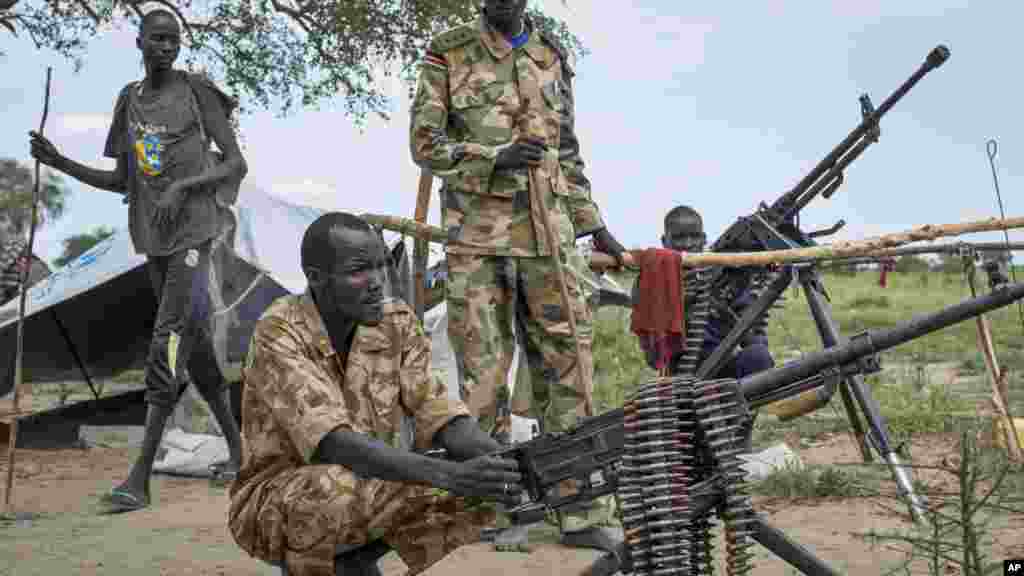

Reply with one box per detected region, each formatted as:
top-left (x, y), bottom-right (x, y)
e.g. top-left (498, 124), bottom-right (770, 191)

top-left (72, 0), bottom-right (99, 23)
top-left (269, 0), bottom-right (315, 35)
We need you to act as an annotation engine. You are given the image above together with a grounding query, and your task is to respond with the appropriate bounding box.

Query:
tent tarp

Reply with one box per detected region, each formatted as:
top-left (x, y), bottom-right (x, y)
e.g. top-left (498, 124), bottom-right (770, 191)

top-left (0, 187), bottom-right (629, 448)
top-left (0, 186), bottom-right (312, 394)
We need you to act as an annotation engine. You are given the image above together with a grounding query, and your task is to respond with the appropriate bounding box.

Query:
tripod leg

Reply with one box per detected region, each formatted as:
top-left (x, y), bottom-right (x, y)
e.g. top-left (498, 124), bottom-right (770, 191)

top-left (836, 379), bottom-right (874, 462)
top-left (751, 516), bottom-right (842, 576)
top-left (798, 269), bottom-right (872, 462)
top-left (798, 268), bottom-right (927, 524)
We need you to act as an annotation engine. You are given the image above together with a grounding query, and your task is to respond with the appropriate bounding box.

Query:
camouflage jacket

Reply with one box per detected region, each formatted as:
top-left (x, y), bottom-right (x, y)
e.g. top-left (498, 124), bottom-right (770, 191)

top-left (409, 16), bottom-right (606, 257)
top-left (231, 293), bottom-right (469, 493)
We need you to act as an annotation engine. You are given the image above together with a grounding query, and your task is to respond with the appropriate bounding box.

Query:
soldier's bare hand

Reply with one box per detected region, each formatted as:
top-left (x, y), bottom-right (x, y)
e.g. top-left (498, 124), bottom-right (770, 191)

top-left (593, 228), bottom-right (627, 267)
top-left (28, 131), bottom-right (62, 168)
top-left (440, 455), bottom-right (524, 506)
top-left (495, 137), bottom-right (546, 171)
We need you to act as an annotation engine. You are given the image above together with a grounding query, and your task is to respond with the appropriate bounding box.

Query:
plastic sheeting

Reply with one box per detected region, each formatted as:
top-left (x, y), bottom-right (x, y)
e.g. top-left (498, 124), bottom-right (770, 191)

top-left (0, 187), bottom-right (311, 395)
top-left (0, 185), bottom-right (631, 451)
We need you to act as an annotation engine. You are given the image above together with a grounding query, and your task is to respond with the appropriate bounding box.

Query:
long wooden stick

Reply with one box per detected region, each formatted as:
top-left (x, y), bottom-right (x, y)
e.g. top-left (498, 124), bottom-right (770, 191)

top-left (965, 263), bottom-right (1022, 460)
top-left (361, 213), bottom-right (1024, 270)
top-left (412, 168), bottom-right (433, 322)
top-left (528, 166), bottom-right (593, 418)
top-left (513, 95), bottom-right (594, 418)
top-left (4, 66), bottom-right (51, 515)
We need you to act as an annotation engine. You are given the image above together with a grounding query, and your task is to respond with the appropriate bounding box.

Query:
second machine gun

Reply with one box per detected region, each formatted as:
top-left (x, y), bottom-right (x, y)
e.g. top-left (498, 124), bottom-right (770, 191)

top-left (675, 44), bottom-right (952, 527)
top-left (498, 280), bottom-right (1024, 576)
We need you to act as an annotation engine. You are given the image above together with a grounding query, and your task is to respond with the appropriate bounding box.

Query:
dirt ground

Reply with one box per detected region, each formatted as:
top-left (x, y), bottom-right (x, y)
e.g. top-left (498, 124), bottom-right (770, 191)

top-left (1, 428), bottom-right (1022, 576)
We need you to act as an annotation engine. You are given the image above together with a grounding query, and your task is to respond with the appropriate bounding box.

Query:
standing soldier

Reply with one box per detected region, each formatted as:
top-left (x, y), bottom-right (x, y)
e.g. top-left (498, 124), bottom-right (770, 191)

top-left (409, 0), bottom-right (626, 551)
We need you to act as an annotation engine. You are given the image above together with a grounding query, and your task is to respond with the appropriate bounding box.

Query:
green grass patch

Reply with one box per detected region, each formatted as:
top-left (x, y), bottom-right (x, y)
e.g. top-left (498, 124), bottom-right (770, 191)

top-left (750, 462), bottom-right (884, 499)
top-left (868, 375), bottom-right (975, 437)
top-left (592, 304), bottom-right (655, 412)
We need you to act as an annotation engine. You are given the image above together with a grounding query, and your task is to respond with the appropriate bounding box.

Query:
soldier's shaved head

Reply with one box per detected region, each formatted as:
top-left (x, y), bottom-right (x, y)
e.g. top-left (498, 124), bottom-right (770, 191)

top-left (302, 212), bottom-right (387, 326)
top-left (301, 212), bottom-right (377, 273)
top-left (662, 205), bottom-right (706, 252)
top-left (140, 8), bottom-right (179, 34)
top-left (664, 205), bottom-right (702, 231)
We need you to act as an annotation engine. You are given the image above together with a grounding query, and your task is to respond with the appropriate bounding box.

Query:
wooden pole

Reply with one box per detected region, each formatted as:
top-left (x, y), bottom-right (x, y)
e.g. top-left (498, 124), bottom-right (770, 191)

top-left (528, 165), bottom-right (593, 418)
top-left (361, 213), bottom-right (1024, 271)
top-left (965, 262), bottom-right (1022, 461)
top-left (412, 168), bottom-right (433, 322)
top-left (517, 95), bottom-right (592, 418)
top-left (4, 66), bottom-right (51, 515)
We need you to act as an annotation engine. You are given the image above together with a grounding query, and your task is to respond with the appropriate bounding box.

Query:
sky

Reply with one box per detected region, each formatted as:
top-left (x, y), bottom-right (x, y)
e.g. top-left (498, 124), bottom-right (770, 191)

top-left (1, 0), bottom-right (1022, 266)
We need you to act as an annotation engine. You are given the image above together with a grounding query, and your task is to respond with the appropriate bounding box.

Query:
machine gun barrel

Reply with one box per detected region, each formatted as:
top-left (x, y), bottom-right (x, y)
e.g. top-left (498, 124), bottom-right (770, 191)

top-left (741, 280), bottom-right (1024, 402)
top-left (771, 45), bottom-right (950, 220)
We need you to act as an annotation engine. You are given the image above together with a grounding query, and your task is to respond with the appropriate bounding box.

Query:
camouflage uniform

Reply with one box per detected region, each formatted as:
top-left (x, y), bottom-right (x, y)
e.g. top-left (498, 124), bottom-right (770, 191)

top-left (228, 295), bottom-right (495, 576)
top-left (410, 16), bottom-right (614, 530)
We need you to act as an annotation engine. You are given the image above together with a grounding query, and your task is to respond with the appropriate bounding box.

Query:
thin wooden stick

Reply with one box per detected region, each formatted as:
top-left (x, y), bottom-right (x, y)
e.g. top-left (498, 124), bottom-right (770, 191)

top-left (965, 264), bottom-right (1022, 461)
top-left (528, 166), bottom-right (593, 418)
top-left (4, 66), bottom-right (51, 515)
top-left (412, 168), bottom-right (432, 322)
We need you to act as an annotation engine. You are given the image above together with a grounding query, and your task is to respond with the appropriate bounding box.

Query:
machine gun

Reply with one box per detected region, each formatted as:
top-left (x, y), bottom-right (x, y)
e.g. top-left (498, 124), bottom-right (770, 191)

top-left (674, 45), bottom-right (951, 525)
top-left (496, 281), bottom-right (1024, 576)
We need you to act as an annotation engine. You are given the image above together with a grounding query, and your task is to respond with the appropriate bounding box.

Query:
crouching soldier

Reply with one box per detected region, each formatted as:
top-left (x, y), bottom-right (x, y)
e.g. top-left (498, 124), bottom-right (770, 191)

top-left (228, 213), bottom-right (524, 576)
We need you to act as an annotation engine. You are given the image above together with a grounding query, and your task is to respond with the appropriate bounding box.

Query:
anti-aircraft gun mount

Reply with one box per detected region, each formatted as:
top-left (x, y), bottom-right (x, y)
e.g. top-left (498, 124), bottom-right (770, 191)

top-left (680, 43), bottom-right (952, 527)
top-left (496, 280), bottom-right (1024, 576)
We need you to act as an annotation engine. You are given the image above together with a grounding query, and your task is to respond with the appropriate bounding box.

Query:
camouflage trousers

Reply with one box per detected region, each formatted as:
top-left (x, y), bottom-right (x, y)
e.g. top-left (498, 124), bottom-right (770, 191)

top-left (446, 247), bottom-right (616, 531)
top-left (228, 464), bottom-right (496, 576)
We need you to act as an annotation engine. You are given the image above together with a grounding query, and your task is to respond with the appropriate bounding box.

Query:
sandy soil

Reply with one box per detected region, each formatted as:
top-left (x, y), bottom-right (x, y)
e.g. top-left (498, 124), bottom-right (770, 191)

top-left (1, 429), bottom-right (1021, 576)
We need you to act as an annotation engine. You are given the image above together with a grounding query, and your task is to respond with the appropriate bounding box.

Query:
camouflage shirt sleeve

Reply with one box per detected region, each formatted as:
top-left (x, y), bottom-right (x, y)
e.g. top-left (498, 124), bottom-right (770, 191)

top-left (408, 43), bottom-right (500, 190)
top-left (557, 64), bottom-right (607, 238)
top-left (396, 309), bottom-right (471, 451)
top-left (245, 316), bottom-right (354, 464)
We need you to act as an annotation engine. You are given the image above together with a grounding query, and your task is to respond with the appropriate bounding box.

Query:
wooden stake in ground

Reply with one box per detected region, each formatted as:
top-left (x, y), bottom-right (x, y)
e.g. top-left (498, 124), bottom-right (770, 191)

top-left (964, 261), bottom-right (1022, 461)
top-left (4, 66), bottom-right (51, 515)
top-left (412, 168), bottom-right (433, 322)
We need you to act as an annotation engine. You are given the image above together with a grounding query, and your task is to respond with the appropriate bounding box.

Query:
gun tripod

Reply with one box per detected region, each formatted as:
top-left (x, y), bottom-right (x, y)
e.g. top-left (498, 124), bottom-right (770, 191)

top-left (703, 263), bottom-right (927, 522)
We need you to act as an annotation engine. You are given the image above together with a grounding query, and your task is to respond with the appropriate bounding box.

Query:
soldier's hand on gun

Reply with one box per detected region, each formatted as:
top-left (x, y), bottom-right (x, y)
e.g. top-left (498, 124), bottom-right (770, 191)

top-left (28, 131), bottom-right (62, 168)
top-left (495, 137), bottom-right (546, 171)
top-left (439, 455), bottom-right (524, 507)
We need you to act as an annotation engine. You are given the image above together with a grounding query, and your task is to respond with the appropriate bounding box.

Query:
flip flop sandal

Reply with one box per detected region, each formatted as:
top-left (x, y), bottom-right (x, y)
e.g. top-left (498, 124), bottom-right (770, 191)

top-left (486, 525), bottom-right (532, 553)
top-left (100, 488), bottom-right (149, 514)
top-left (208, 461), bottom-right (239, 485)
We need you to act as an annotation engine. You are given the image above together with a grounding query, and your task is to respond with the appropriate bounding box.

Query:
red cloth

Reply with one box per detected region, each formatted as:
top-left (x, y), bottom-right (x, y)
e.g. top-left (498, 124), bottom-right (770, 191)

top-left (879, 257), bottom-right (896, 288)
top-left (630, 248), bottom-right (686, 372)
